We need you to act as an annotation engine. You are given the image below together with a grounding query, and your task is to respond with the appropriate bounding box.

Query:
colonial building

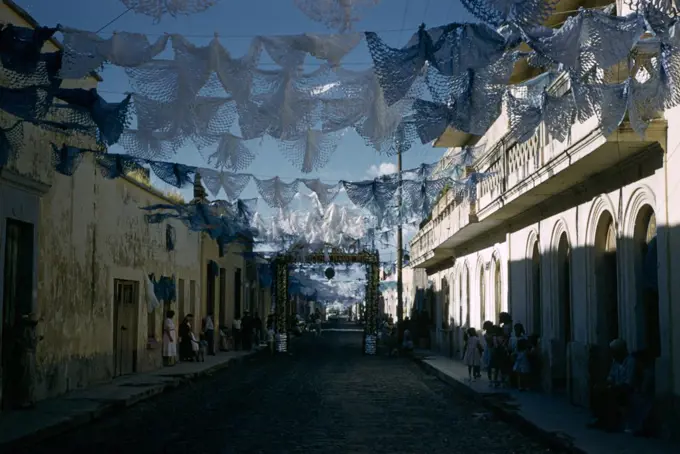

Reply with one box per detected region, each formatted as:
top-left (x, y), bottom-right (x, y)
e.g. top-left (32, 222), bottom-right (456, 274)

top-left (0, 1), bottom-right (270, 410)
top-left (408, 0), bottom-right (680, 430)
top-left (195, 176), bottom-right (271, 340)
top-left (380, 267), bottom-right (414, 321)
top-left (0, 0), bottom-right (104, 408)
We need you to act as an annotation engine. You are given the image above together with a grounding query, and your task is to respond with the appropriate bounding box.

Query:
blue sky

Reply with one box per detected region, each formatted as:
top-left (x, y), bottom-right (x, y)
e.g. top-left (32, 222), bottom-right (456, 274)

top-left (24, 0), bottom-right (473, 262)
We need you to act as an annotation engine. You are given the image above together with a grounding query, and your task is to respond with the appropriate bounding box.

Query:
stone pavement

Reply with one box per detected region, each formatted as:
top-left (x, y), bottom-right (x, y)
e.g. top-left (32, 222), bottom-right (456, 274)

top-left (0, 347), bottom-right (266, 451)
top-left (414, 350), bottom-right (679, 454)
top-left (12, 329), bottom-right (561, 454)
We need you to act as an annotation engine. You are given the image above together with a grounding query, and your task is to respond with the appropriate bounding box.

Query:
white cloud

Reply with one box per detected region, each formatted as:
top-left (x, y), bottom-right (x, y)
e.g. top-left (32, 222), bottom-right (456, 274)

top-left (366, 162), bottom-right (397, 178)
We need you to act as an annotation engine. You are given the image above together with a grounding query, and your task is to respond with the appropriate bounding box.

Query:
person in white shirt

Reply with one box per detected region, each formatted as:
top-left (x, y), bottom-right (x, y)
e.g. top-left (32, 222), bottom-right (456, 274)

top-left (162, 310), bottom-right (177, 366)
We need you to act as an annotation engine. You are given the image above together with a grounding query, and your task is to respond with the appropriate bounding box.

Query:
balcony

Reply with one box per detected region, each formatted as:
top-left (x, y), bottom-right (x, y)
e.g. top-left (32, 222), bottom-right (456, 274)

top-left (410, 91), bottom-right (666, 269)
top-left (409, 192), bottom-right (477, 268)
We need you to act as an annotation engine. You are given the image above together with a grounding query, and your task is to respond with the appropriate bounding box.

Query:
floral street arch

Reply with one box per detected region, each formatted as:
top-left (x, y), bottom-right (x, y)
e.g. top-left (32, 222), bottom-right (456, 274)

top-left (272, 248), bottom-right (380, 354)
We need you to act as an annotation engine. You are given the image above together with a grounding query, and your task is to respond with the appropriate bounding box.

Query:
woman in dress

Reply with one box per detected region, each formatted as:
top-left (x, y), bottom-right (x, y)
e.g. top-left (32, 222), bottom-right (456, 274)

top-left (162, 310), bottom-right (177, 366)
top-left (463, 327), bottom-right (483, 380)
top-left (178, 314), bottom-right (194, 361)
top-left (513, 338), bottom-right (531, 391)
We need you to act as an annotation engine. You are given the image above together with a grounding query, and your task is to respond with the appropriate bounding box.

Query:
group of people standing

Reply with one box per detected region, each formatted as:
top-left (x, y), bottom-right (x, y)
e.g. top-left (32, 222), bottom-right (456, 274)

top-left (160, 310), bottom-right (264, 366)
top-left (161, 311), bottom-right (217, 365)
top-left (231, 311), bottom-right (263, 351)
top-left (460, 313), bottom-right (656, 435)
top-left (462, 312), bottom-right (539, 390)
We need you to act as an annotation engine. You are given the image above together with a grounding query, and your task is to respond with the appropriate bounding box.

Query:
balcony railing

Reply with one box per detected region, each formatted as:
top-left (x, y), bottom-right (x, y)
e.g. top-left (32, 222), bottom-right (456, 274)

top-left (409, 195), bottom-right (477, 266)
top-left (475, 126), bottom-right (545, 215)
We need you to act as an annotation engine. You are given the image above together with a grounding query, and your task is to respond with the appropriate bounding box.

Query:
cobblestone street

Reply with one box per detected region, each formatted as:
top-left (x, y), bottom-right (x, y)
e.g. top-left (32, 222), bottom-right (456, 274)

top-left (15, 327), bottom-right (561, 454)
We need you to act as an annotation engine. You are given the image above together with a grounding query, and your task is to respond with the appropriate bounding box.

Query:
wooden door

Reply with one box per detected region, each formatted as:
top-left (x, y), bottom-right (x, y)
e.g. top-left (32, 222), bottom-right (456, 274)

top-left (1, 219), bottom-right (34, 409)
top-left (234, 268), bottom-right (242, 318)
top-left (219, 268), bottom-right (226, 324)
top-left (113, 280), bottom-right (138, 377)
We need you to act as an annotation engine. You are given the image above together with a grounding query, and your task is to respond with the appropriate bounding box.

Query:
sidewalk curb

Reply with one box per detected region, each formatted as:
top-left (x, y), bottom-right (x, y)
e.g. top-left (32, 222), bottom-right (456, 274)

top-left (2, 349), bottom-right (267, 452)
top-left (414, 356), bottom-right (587, 454)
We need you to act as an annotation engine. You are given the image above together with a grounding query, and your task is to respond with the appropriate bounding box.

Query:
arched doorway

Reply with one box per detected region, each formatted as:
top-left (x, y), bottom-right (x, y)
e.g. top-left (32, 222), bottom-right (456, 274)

top-left (633, 206), bottom-right (659, 358)
top-left (555, 232), bottom-right (572, 392)
top-left (456, 268), bottom-right (471, 356)
top-left (441, 277), bottom-right (451, 356)
top-left (589, 211), bottom-right (619, 390)
top-left (494, 258), bottom-right (502, 323)
top-left (441, 278), bottom-right (450, 329)
top-left (594, 211), bottom-right (619, 346)
top-left (531, 241), bottom-right (541, 336)
top-left (479, 267), bottom-right (486, 325)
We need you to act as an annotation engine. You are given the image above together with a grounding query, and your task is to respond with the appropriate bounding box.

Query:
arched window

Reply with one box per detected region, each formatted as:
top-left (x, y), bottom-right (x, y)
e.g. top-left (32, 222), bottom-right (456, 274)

top-left (594, 211), bottom-right (618, 345)
top-left (441, 278), bottom-right (450, 329)
top-left (634, 206), bottom-right (659, 357)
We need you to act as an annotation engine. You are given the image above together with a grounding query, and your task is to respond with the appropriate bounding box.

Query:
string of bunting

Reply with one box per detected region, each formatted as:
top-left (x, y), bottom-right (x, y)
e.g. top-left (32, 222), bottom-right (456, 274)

top-left (51, 144), bottom-right (485, 224)
top-left (119, 0), bottom-right (381, 31)
top-left (1, 2), bottom-right (678, 177)
top-left (2, 0), bottom-right (679, 253)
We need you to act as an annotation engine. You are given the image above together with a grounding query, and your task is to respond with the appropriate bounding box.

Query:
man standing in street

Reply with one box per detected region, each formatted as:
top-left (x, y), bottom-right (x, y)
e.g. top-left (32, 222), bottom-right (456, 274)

top-left (202, 312), bottom-right (215, 356)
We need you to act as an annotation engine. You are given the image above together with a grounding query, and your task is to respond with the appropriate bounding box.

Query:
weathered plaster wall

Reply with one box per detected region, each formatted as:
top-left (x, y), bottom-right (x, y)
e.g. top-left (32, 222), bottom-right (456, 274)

top-left (662, 104), bottom-right (680, 425)
top-left (35, 154), bottom-right (201, 400)
top-left (0, 2), bottom-right (107, 407)
top-left (200, 238), bottom-right (246, 335)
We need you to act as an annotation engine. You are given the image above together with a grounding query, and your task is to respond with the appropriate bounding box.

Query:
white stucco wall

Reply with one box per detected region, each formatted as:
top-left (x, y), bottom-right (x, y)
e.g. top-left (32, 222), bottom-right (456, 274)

top-left (662, 104), bottom-right (680, 405)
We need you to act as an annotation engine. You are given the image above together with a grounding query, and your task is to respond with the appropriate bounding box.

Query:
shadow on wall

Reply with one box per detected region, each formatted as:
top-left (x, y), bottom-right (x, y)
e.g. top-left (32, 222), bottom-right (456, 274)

top-left (503, 219), bottom-right (674, 434)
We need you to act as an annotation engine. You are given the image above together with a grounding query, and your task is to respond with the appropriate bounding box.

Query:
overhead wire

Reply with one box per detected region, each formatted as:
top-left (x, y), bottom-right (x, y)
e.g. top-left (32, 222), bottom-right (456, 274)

top-left (95, 6), bottom-right (132, 33)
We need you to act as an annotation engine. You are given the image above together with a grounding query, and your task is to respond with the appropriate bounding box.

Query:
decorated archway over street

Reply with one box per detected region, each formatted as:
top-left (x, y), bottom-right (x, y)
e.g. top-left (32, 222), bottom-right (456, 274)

top-left (271, 248), bottom-right (380, 354)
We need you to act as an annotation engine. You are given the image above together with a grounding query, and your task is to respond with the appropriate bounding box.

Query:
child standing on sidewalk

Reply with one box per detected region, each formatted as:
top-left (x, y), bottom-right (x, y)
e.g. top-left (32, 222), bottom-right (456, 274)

top-left (463, 328), bottom-right (483, 381)
top-left (513, 338), bottom-right (531, 391)
top-left (481, 321), bottom-right (494, 382)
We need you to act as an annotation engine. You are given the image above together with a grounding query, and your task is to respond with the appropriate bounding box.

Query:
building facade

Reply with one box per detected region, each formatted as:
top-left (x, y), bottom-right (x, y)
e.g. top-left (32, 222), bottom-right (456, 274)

top-left (0, 1), bottom-right (271, 410)
top-left (36, 155), bottom-right (203, 397)
top-left (380, 267), bottom-right (415, 321)
top-left (0, 0), bottom-right (106, 408)
top-left (408, 0), bottom-right (680, 431)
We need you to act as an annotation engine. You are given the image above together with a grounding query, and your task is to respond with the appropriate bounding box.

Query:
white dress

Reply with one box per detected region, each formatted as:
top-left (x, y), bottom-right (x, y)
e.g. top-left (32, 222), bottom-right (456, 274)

top-left (463, 336), bottom-right (482, 367)
top-left (162, 318), bottom-right (177, 358)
